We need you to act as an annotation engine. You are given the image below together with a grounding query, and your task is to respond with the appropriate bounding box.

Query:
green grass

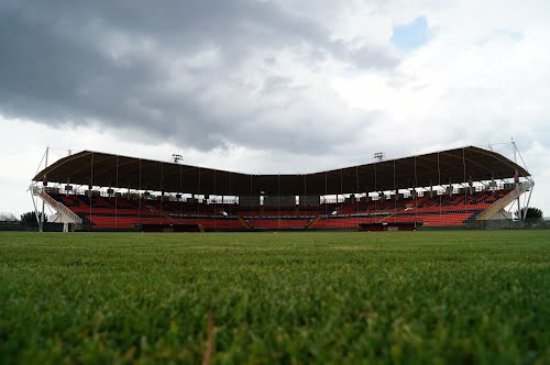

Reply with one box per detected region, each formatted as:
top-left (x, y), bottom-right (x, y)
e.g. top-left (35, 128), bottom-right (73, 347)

top-left (0, 231), bottom-right (549, 364)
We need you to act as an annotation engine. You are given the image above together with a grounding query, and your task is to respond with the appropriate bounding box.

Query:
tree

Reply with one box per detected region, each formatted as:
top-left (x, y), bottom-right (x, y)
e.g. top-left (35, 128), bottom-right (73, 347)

top-left (516, 207), bottom-right (543, 221)
top-left (0, 212), bottom-right (19, 222)
top-left (20, 211), bottom-right (47, 225)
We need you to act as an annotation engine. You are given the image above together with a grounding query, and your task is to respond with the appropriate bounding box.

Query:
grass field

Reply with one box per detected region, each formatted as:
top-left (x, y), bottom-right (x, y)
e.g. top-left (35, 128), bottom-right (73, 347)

top-left (0, 231), bottom-right (549, 364)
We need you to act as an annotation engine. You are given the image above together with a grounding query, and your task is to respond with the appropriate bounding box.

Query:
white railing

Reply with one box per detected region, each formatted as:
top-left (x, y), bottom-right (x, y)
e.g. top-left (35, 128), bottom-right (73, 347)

top-left (476, 182), bottom-right (532, 221)
top-left (32, 188), bottom-right (83, 224)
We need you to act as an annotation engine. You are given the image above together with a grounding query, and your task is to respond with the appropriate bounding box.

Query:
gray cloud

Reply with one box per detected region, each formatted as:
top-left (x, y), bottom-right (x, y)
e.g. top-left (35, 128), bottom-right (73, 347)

top-left (0, 0), bottom-right (397, 152)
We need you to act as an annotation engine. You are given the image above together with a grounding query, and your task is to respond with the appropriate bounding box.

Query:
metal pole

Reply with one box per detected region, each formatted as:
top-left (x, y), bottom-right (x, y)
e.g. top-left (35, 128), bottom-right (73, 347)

top-left (40, 147), bottom-right (49, 232)
top-left (213, 169), bottom-right (217, 230)
top-left (31, 148), bottom-right (47, 231)
top-left (304, 174), bottom-right (307, 217)
top-left (198, 167), bottom-right (201, 225)
top-left (30, 188), bottom-right (41, 227)
top-left (393, 160), bottom-right (397, 223)
top-left (138, 159), bottom-right (142, 229)
top-left (278, 173), bottom-right (281, 218)
top-left (115, 155), bottom-right (119, 229)
top-left (517, 188), bottom-right (522, 221)
top-left (462, 147), bottom-right (467, 207)
top-left (511, 140), bottom-right (523, 221)
top-left (438, 152), bottom-right (442, 217)
top-left (324, 171), bottom-right (328, 216)
top-left (355, 166), bottom-right (359, 213)
top-left (89, 152), bottom-right (94, 229)
top-left (179, 162), bottom-right (183, 219)
top-left (414, 155), bottom-right (418, 226)
top-left (339, 169), bottom-right (343, 204)
top-left (374, 160), bottom-right (377, 218)
top-left (160, 164), bottom-right (164, 225)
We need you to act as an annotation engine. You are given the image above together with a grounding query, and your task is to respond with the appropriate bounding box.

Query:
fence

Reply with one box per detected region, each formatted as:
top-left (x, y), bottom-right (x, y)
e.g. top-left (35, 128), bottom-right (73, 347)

top-left (465, 219), bottom-right (550, 230)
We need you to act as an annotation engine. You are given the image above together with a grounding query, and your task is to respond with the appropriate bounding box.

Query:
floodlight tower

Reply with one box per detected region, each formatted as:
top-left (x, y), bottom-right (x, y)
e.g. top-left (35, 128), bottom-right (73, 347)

top-left (172, 154), bottom-right (183, 164)
top-left (374, 152), bottom-right (385, 162)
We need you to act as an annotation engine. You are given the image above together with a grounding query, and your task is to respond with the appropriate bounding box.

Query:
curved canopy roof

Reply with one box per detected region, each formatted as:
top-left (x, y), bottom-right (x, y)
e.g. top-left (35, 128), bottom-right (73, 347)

top-left (33, 146), bottom-right (529, 196)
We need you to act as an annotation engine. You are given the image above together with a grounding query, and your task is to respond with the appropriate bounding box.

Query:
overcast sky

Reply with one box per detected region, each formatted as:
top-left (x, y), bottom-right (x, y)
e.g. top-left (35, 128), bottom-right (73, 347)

top-left (1, 0), bottom-right (549, 216)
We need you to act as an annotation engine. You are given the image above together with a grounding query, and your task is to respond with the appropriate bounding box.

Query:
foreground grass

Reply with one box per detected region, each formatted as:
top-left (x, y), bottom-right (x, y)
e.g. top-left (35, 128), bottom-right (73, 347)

top-left (0, 231), bottom-right (549, 364)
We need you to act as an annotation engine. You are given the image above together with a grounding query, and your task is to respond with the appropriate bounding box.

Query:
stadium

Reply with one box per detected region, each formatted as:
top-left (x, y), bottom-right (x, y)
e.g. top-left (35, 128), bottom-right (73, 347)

top-left (30, 145), bottom-right (534, 233)
top-left (3, 1), bottom-right (550, 362)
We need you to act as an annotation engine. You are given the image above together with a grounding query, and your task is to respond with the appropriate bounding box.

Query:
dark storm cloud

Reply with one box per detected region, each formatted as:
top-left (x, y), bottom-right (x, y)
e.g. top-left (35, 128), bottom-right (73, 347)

top-left (0, 0), bottom-right (396, 152)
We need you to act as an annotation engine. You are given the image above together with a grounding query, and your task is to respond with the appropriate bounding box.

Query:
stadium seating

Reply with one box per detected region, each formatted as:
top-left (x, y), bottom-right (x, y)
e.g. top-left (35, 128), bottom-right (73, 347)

top-left (247, 219), bottom-right (312, 230)
top-left (313, 189), bottom-right (514, 229)
top-left (47, 188), bottom-right (514, 231)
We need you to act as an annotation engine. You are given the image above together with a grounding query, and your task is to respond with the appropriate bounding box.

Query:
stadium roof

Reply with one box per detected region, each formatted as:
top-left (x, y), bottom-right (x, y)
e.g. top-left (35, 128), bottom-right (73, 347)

top-left (33, 146), bottom-right (529, 196)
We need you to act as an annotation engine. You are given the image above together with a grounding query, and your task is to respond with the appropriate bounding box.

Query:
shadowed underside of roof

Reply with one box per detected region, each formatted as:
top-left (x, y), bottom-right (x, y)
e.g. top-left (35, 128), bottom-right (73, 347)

top-left (33, 146), bottom-right (529, 195)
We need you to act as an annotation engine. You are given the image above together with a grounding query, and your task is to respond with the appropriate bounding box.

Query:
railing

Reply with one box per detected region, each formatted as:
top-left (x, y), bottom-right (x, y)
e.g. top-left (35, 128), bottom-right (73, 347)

top-left (32, 188), bottom-right (83, 224)
top-left (475, 182), bottom-right (532, 221)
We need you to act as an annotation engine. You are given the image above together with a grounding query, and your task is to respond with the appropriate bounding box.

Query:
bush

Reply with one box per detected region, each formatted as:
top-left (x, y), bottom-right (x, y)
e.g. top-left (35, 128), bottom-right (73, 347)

top-left (516, 207), bottom-right (543, 221)
top-left (20, 211), bottom-right (47, 225)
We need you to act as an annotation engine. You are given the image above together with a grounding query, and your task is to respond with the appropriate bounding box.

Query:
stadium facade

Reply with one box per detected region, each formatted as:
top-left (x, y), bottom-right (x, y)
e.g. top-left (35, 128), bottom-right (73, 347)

top-left (30, 145), bottom-right (534, 232)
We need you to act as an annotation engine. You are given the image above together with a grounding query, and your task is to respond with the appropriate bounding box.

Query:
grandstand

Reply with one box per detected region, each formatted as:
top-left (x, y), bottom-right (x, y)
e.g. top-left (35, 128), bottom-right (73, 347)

top-left (30, 146), bottom-right (534, 232)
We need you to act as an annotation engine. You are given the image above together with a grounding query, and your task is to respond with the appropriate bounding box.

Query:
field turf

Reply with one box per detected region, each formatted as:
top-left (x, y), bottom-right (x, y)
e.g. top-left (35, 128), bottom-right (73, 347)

top-left (0, 230), bottom-right (549, 364)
